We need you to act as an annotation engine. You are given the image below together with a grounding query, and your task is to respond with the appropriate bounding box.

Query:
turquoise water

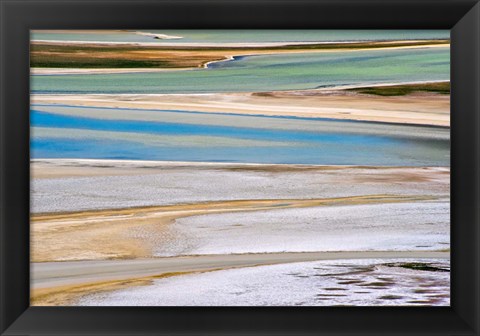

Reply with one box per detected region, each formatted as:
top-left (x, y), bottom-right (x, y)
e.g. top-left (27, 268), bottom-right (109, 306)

top-left (31, 47), bottom-right (449, 94)
top-left (31, 30), bottom-right (449, 44)
top-left (30, 106), bottom-right (450, 166)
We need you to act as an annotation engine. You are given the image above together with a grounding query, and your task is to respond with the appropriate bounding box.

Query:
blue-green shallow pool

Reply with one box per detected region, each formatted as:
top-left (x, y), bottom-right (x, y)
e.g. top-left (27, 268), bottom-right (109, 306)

top-left (31, 48), bottom-right (449, 94)
top-left (30, 106), bottom-right (450, 166)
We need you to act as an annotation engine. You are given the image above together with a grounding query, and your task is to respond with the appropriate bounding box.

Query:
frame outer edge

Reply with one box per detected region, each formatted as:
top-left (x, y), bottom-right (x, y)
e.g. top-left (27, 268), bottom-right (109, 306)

top-left (1, 1), bottom-right (31, 334)
top-left (1, 0), bottom-right (6, 333)
top-left (452, 2), bottom-right (480, 334)
top-left (1, 0), bottom-right (480, 335)
top-left (475, 3), bottom-right (480, 334)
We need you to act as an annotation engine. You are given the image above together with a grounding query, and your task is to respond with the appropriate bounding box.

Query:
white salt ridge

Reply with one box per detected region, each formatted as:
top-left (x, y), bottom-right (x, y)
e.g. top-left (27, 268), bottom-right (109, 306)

top-left (78, 258), bottom-right (450, 306)
top-left (150, 201), bottom-right (449, 256)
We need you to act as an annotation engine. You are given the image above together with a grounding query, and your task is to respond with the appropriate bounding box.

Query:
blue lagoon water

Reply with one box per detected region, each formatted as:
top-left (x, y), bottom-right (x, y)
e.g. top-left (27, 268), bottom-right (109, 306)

top-left (31, 106), bottom-right (450, 166)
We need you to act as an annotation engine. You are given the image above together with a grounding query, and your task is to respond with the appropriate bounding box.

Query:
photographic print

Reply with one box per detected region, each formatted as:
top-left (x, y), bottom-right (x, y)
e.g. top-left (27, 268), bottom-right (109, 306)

top-left (29, 30), bottom-right (450, 306)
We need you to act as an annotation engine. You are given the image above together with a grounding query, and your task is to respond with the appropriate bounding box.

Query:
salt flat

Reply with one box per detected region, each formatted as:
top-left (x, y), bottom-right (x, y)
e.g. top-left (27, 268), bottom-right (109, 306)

top-left (158, 201), bottom-right (449, 256)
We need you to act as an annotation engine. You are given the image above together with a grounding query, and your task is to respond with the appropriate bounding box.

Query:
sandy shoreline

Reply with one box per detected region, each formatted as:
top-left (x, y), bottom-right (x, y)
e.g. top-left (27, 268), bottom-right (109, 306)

top-left (31, 85), bottom-right (450, 126)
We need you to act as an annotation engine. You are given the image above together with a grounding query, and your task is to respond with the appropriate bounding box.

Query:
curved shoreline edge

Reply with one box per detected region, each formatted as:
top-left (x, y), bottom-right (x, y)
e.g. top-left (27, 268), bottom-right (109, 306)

top-left (31, 41), bottom-right (450, 75)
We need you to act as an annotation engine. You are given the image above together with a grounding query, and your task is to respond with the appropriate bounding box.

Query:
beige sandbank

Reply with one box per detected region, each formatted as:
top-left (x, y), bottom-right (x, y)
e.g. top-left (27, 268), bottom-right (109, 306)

top-left (32, 85), bottom-right (450, 126)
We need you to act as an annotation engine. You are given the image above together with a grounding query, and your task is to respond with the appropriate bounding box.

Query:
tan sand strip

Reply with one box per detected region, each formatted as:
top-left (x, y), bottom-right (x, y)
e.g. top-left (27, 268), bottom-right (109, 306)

top-left (30, 159), bottom-right (450, 179)
top-left (30, 160), bottom-right (408, 179)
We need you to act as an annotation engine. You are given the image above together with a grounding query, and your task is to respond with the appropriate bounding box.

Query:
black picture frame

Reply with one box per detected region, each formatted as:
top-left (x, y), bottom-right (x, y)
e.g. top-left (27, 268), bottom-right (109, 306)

top-left (1, 0), bottom-right (479, 335)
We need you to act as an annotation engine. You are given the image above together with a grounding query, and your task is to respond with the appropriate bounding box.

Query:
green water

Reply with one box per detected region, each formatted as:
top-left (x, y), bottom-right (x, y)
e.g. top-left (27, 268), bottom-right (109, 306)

top-left (32, 47), bottom-right (449, 94)
top-left (31, 30), bottom-right (449, 44)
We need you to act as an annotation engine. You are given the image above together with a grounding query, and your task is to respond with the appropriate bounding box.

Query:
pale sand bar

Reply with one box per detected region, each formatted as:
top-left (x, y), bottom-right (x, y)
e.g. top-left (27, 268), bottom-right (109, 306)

top-left (32, 85), bottom-right (450, 126)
